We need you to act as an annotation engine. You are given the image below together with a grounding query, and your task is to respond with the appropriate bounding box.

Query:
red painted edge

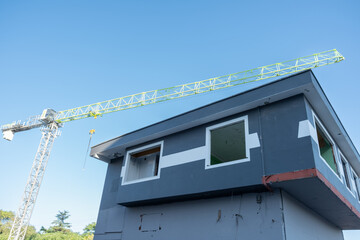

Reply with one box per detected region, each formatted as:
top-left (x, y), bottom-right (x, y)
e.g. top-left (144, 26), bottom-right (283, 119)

top-left (315, 169), bottom-right (360, 219)
top-left (262, 168), bottom-right (360, 219)
top-left (263, 168), bottom-right (317, 184)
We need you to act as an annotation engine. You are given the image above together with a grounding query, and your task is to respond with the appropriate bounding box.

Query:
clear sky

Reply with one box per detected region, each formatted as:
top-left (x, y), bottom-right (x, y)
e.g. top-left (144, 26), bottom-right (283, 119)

top-left (0, 0), bottom-right (359, 238)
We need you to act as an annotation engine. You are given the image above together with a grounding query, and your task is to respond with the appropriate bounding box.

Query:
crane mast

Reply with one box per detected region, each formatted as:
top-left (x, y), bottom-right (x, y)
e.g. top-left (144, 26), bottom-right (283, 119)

top-left (1, 49), bottom-right (344, 240)
top-left (8, 123), bottom-right (60, 240)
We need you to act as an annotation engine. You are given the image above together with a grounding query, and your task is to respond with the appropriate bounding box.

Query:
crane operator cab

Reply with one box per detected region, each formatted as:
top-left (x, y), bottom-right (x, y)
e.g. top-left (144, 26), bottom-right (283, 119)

top-left (40, 109), bottom-right (57, 124)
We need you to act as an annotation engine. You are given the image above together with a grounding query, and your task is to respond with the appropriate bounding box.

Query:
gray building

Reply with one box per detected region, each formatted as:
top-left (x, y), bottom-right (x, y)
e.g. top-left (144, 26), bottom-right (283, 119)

top-left (91, 70), bottom-right (360, 240)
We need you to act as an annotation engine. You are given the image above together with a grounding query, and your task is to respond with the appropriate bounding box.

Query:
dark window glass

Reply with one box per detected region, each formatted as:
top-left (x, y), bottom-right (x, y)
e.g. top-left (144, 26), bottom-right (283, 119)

top-left (316, 123), bottom-right (338, 175)
top-left (210, 121), bottom-right (246, 165)
top-left (341, 158), bottom-right (351, 189)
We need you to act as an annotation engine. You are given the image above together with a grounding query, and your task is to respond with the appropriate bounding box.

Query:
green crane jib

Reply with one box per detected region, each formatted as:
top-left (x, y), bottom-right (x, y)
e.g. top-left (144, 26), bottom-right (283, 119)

top-left (1, 49), bottom-right (344, 240)
top-left (2, 49), bottom-right (344, 138)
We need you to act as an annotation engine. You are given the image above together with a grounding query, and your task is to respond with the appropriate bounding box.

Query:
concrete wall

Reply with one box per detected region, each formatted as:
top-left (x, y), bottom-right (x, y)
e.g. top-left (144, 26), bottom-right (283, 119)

top-left (94, 190), bottom-right (344, 240)
top-left (95, 191), bottom-right (286, 240)
top-left (282, 191), bottom-right (344, 240)
top-left (95, 157), bottom-right (125, 236)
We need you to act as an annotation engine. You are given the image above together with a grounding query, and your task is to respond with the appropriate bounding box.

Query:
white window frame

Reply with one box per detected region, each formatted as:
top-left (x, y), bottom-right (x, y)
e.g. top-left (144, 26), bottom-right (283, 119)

top-left (122, 141), bottom-right (164, 185)
top-left (339, 151), bottom-right (355, 195)
top-left (350, 168), bottom-right (360, 200)
top-left (205, 115), bottom-right (250, 169)
top-left (353, 171), bottom-right (360, 202)
top-left (312, 112), bottom-right (342, 181)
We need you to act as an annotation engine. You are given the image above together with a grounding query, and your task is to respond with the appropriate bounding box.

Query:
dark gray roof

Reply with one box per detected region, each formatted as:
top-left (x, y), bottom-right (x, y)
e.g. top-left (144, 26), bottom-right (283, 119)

top-left (90, 70), bottom-right (360, 172)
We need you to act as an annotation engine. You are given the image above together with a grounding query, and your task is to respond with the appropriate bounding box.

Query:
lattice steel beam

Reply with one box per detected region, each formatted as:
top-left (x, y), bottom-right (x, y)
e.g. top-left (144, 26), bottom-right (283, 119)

top-left (1, 49), bottom-right (344, 132)
top-left (8, 123), bottom-right (60, 240)
top-left (54, 49), bottom-right (344, 123)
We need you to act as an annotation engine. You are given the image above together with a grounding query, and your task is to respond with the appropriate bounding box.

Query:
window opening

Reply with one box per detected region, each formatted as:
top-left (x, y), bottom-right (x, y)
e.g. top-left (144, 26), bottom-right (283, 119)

top-left (210, 120), bottom-right (246, 165)
top-left (341, 157), bottom-right (351, 189)
top-left (353, 173), bottom-right (360, 200)
top-left (316, 123), bottom-right (338, 175)
top-left (125, 146), bottom-right (160, 182)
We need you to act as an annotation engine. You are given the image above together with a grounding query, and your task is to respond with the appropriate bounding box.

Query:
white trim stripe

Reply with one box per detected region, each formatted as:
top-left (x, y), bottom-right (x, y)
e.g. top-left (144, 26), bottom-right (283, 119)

top-left (298, 120), bottom-right (317, 142)
top-left (160, 146), bottom-right (206, 169)
top-left (248, 133), bottom-right (260, 149)
top-left (121, 115), bottom-right (261, 184)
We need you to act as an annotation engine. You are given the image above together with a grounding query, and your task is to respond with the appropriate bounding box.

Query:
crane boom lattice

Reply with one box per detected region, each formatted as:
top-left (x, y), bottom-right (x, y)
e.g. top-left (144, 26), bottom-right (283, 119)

top-left (1, 49), bottom-right (344, 133)
top-left (54, 49), bottom-right (344, 123)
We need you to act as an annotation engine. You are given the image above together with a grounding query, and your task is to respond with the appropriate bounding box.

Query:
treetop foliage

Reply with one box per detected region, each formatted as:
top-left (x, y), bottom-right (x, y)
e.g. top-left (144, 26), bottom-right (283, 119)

top-left (0, 209), bottom-right (95, 240)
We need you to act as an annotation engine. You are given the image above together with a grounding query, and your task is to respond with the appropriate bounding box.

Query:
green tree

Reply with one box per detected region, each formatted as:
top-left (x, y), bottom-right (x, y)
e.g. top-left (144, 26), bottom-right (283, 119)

top-left (1, 209), bottom-right (94, 240)
top-left (82, 222), bottom-right (95, 240)
top-left (0, 210), bottom-right (14, 223)
top-left (0, 210), bottom-right (37, 240)
top-left (52, 210), bottom-right (71, 229)
top-left (39, 226), bottom-right (47, 234)
top-left (83, 222), bottom-right (96, 235)
top-left (0, 210), bottom-right (14, 240)
top-left (25, 225), bottom-right (37, 240)
top-left (40, 210), bottom-right (72, 234)
top-left (31, 231), bottom-right (83, 240)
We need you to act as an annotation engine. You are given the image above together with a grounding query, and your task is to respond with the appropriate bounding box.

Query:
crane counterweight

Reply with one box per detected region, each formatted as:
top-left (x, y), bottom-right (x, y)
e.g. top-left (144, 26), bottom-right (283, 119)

top-left (3, 130), bottom-right (14, 141)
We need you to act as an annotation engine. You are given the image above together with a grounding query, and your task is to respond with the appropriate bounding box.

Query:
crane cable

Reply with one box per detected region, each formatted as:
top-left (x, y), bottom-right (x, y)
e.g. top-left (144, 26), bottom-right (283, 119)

top-left (82, 129), bottom-right (95, 170)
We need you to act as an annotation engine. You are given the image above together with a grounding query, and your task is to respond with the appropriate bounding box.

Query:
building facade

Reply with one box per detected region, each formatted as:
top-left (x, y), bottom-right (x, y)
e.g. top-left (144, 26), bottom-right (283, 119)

top-left (91, 70), bottom-right (360, 240)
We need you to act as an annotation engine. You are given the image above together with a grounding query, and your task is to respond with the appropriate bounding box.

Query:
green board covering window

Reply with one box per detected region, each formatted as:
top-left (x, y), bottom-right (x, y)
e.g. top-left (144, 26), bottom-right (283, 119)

top-left (210, 120), bottom-right (246, 165)
top-left (316, 123), bottom-right (338, 175)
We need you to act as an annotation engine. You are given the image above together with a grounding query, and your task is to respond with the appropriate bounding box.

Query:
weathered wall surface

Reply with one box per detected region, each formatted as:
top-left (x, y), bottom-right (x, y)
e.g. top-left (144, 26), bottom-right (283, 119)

top-left (94, 190), bottom-right (345, 240)
top-left (260, 95), bottom-right (315, 175)
top-left (95, 157), bottom-right (125, 237)
top-left (96, 191), bottom-right (286, 240)
top-left (282, 191), bottom-right (344, 240)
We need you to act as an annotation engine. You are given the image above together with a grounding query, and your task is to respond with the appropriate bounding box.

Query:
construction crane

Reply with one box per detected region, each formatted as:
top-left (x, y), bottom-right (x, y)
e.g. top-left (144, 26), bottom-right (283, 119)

top-left (1, 49), bottom-right (344, 240)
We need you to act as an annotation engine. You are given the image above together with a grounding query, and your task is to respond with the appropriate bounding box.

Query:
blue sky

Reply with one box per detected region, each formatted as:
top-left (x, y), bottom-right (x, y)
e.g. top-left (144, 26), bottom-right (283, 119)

top-left (0, 0), bottom-right (359, 238)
